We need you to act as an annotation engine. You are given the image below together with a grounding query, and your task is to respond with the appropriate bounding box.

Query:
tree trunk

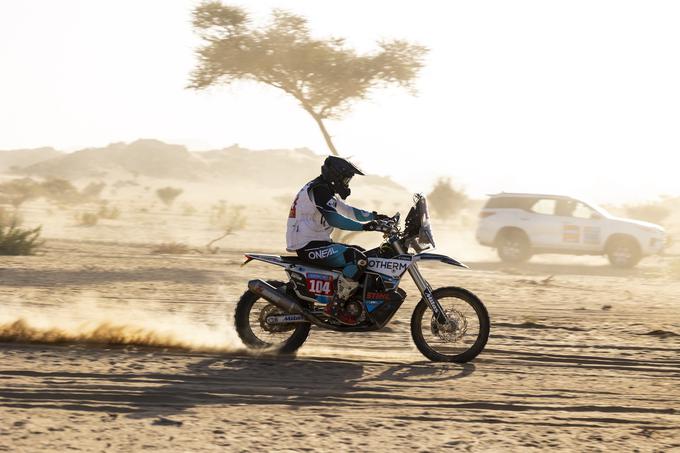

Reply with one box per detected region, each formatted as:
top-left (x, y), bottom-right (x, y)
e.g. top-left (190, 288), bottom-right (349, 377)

top-left (310, 112), bottom-right (339, 156)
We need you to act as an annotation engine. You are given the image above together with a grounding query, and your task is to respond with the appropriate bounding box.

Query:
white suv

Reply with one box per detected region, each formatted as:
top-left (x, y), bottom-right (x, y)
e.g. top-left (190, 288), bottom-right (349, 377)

top-left (476, 193), bottom-right (667, 267)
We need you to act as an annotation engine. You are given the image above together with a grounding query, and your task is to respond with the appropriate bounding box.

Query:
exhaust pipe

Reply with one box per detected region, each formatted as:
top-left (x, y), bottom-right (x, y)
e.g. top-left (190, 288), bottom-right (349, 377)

top-left (248, 279), bottom-right (380, 333)
top-left (248, 279), bottom-right (307, 316)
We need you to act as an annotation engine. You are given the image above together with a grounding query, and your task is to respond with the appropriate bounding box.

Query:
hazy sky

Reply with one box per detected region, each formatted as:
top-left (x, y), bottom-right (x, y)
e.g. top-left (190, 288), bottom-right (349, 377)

top-left (1, 1), bottom-right (679, 202)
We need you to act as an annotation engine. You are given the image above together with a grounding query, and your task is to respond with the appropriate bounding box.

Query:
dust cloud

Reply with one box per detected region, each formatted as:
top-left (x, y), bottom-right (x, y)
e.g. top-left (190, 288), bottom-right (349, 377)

top-left (0, 297), bottom-right (243, 352)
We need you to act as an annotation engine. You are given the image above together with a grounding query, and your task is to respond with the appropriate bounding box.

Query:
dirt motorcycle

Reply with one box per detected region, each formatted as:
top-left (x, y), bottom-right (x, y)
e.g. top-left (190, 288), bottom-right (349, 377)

top-left (236, 194), bottom-right (490, 362)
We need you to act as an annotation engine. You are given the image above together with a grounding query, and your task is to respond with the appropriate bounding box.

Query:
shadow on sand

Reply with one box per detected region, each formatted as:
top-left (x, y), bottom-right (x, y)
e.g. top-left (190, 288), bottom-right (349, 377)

top-left (0, 343), bottom-right (475, 419)
top-left (0, 267), bottom-right (224, 287)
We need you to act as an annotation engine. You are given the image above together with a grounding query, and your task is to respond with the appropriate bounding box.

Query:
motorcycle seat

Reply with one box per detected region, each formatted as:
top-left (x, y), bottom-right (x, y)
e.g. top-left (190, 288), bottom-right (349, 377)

top-left (279, 255), bottom-right (306, 265)
top-left (245, 253), bottom-right (340, 271)
top-left (279, 255), bottom-right (339, 271)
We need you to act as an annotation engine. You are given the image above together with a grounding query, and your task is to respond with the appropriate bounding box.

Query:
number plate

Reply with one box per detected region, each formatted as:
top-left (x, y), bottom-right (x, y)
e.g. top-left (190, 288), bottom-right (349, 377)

top-left (306, 273), bottom-right (334, 296)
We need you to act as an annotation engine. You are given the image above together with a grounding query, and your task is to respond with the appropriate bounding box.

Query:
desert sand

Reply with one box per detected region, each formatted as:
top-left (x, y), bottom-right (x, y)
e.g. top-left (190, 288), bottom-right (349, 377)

top-left (2, 200), bottom-right (680, 452)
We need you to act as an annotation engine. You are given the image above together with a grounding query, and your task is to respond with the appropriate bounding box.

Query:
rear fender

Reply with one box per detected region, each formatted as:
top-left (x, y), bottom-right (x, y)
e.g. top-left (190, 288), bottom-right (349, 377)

top-left (242, 254), bottom-right (293, 268)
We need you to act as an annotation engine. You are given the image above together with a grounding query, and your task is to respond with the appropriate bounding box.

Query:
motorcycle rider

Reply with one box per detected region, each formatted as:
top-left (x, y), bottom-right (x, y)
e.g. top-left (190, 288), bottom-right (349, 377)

top-left (286, 156), bottom-right (389, 325)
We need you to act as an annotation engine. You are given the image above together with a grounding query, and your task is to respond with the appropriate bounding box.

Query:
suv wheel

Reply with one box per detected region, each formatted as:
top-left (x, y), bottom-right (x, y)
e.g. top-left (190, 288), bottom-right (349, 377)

top-left (607, 238), bottom-right (641, 268)
top-left (497, 230), bottom-right (531, 263)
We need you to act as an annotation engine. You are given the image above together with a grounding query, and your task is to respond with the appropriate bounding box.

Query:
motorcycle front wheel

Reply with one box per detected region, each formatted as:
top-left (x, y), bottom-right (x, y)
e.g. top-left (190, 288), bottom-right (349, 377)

top-left (410, 287), bottom-right (490, 363)
top-left (235, 280), bottom-right (311, 354)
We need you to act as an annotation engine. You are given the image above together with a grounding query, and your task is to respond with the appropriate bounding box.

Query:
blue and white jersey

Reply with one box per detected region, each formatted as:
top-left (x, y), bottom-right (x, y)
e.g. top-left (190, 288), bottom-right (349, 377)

top-left (286, 177), bottom-right (375, 251)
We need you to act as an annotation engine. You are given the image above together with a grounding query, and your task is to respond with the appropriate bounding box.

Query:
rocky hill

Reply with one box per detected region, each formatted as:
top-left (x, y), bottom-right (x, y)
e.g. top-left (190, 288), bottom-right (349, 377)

top-left (0, 147), bottom-right (62, 172)
top-left (1, 140), bottom-right (409, 202)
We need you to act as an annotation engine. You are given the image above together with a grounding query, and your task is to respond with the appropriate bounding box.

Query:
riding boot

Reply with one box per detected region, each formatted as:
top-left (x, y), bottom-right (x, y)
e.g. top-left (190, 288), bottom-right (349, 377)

top-left (325, 275), bottom-right (359, 324)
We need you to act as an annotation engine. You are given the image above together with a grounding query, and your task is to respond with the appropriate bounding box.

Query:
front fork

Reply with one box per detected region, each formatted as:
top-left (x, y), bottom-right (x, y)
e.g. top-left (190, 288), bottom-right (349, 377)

top-left (391, 239), bottom-right (448, 324)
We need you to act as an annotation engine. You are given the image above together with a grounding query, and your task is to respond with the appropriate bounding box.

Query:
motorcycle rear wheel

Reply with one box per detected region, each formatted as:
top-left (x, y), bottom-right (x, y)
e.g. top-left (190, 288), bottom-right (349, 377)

top-left (410, 286), bottom-right (489, 363)
top-left (235, 280), bottom-right (311, 354)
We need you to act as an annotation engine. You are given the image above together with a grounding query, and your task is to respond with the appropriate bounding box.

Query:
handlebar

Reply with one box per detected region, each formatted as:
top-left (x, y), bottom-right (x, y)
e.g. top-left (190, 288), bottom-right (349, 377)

top-left (375, 212), bottom-right (401, 235)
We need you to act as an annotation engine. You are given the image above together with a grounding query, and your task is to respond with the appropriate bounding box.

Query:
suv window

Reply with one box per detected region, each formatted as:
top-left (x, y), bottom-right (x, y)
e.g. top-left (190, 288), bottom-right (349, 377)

top-left (530, 199), bottom-right (556, 215)
top-left (572, 202), bottom-right (595, 219)
top-left (484, 197), bottom-right (536, 210)
top-left (555, 200), bottom-right (595, 219)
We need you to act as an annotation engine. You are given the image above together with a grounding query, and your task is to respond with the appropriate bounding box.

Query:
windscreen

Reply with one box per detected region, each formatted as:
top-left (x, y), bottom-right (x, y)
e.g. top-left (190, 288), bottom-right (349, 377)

top-left (417, 196), bottom-right (436, 250)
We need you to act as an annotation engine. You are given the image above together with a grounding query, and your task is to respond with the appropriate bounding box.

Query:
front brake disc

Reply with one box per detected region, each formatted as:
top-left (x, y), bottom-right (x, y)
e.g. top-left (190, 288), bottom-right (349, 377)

top-left (431, 309), bottom-right (468, 342)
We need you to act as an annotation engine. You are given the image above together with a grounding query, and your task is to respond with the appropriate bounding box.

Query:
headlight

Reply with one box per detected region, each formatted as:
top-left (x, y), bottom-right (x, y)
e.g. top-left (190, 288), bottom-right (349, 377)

top-left (417, 204), bottom-right (436, 250)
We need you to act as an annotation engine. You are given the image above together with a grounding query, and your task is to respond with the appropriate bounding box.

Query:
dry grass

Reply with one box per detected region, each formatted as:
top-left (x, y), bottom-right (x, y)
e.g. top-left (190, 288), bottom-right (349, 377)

top-left (0, 218), bottom-right (43, 255)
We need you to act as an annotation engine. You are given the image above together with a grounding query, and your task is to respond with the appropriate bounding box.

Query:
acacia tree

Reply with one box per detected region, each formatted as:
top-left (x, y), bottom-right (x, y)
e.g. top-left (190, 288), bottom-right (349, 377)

top-left (189, 2), bottom-right (428, 156)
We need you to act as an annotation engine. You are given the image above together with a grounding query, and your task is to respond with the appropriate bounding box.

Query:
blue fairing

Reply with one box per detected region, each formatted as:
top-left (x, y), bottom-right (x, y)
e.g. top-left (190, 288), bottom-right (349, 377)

top-left (364, 300), bottom-right (383, 312)
top-left (315, 294), bottom-right (331, 304)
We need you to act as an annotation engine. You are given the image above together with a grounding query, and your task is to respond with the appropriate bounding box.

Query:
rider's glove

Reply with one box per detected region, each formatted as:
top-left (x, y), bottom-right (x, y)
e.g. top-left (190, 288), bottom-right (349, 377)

top-left (372, 212), bottom-right (391, 222)
top-left (363, 220), bottom-right (379, 231)
top-left (363, 220), bottom-right (391, 232)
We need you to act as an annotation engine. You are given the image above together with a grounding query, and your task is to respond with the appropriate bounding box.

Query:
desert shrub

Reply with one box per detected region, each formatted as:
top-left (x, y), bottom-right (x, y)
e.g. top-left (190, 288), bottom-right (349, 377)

top-left (156, 186), bottom-right (183, 206)
top-left (181, 203), bottom-right (197, 216)
top-left (0, 207), bottom-right (16, 226)
top-left (427, 178), bottom-right (468, 220)
top-left (41, 178), bottom-right (82, 205)
top-left (0, 208), bottom-right (23, 227)
top-left (210, 202), bottom-right (246, 231)
top-left (97, 204), bottom-right (121, 220)
top-left (113, 180), bottom-right (140, 189)
top-left (75, 212), bottom-right (99, 227)
top-left (0, 177), bottom-right (105, 207)
top-left (0, 178), bottom-right (42, 207)
top-left (151, 242), bottom-right (191, 254)
top-left (206, 203), bottom-right (247, 253)
top-left (0, 219), bottom-right (43, 255)
top-left (81, 182), bottom-right (106, 200)
top-left (625, 203), bottom-right (671, 225)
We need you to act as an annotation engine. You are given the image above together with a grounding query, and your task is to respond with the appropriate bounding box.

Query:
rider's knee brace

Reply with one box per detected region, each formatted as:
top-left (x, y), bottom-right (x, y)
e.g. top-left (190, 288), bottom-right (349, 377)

top-left (342, 248), bottom-right (368, 280)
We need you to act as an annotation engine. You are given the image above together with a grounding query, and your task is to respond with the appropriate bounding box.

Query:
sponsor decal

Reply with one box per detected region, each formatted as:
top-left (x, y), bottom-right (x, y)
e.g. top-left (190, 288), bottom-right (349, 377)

top-left (326, 198), bottom-right (338, 209)
top-left (288, 194), bottom-right (299, 218)
top-left (583, 226), bottom-right (601, 244)
top-left (424, 289), bottom-right (440, 315)
top-left (366, 292), bottom-right (390, 300)
top-left (562, 225), bottom-right (580, 243)
top-left (282, 315), bottom-right (303, 322)
top-left (367, 259), bottom-right (409, 272)
top-left (306, 273), bottom-right (334, 296)
top-left (268, 314), bottom-right (304, 324)
top-left (308, 247), bottom-right (338, 260)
